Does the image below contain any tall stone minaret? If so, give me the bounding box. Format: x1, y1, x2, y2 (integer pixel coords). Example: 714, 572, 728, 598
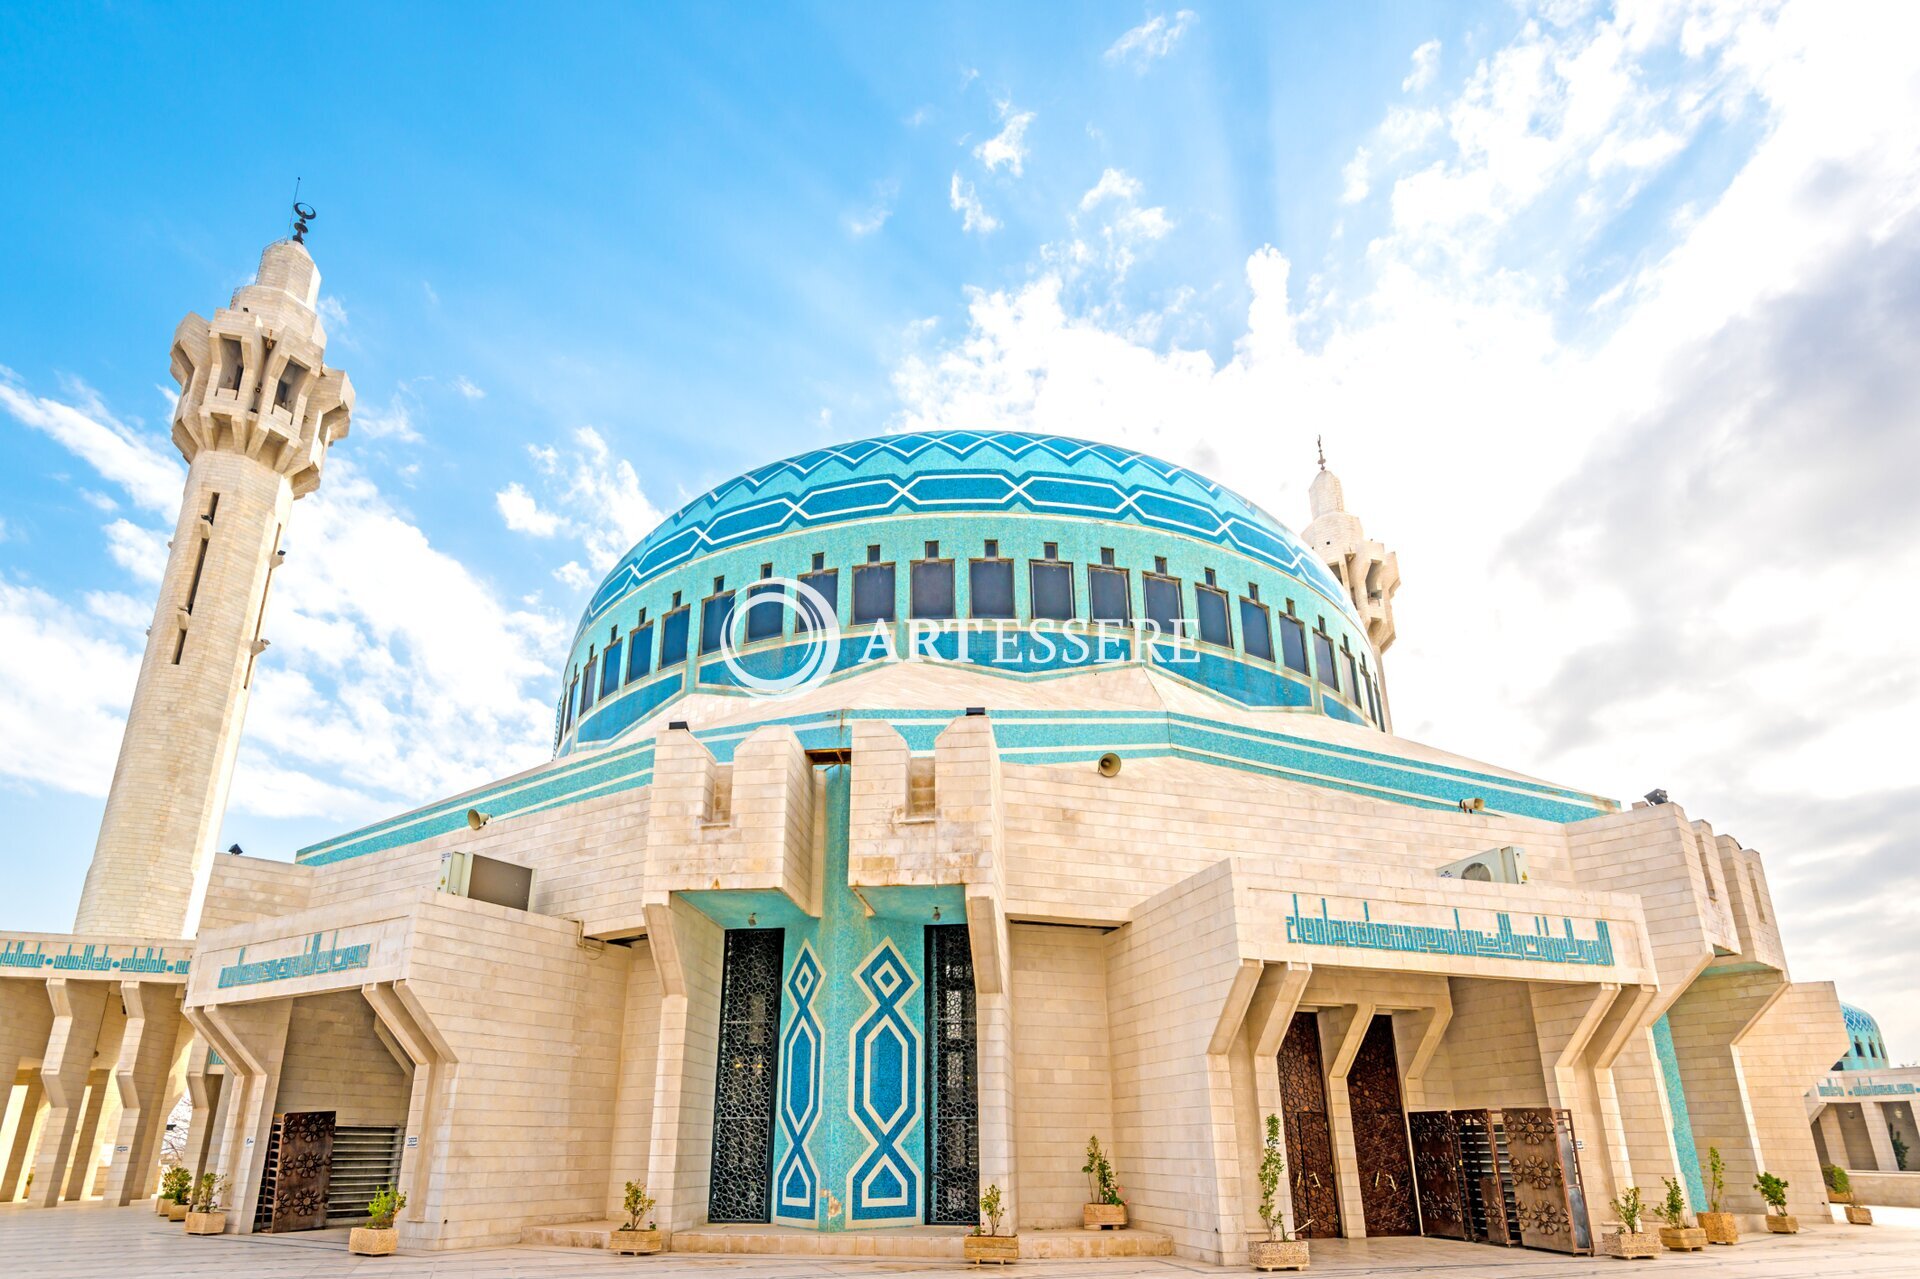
74, 226, 353, 937
1302, 438, 1400, 729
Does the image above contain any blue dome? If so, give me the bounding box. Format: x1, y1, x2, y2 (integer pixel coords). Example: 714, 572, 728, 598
1839, 1003, 1889, 1070
556, 429, 1384, 752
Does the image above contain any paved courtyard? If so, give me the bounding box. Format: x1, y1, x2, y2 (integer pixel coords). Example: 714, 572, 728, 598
3, 1205, 1918, 1278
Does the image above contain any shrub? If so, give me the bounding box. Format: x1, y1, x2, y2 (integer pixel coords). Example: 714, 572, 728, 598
622, 1180, 656, 1232
1657, 1177, 1689, 1229
367, 1184, 406, 1229
1822, 1163, 1851, 1197
1754, 1171, 1789, 1213
1706, 1146, 1725, 1214
978, 1183, 1005, 1237
1609, 1185, 1646, 1234
1893, 1130, 1910, 1172
160, 1165, 191, 1205
1082, 1135, 1123, 1206
189, 1172, 229, 1214
1255, 1114, 1302, 1242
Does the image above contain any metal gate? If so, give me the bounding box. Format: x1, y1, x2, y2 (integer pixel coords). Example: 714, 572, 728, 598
1347, 1015, 1419, 1236
708, 928, 785, 1223
1408, 1110, 1468, 1239
326, 1126, 404, 1224
1277, 1012, 1341, 1238
924, 923, 979, 1225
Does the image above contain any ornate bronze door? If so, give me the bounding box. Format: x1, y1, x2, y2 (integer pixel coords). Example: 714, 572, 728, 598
1277, 1012, 1340, 1239
270, 1109, 335, 1232
1347, 1015, 1419, 1236
1501, 1106, 1582, 1253
1408, 1110, 1467, 1239
1454, 1109, 1515, 1245
708, 928, 785, 1223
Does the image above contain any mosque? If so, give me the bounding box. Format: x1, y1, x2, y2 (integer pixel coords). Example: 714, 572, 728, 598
0, 230, 1852, 1260
1808, 1004, 1918, 1182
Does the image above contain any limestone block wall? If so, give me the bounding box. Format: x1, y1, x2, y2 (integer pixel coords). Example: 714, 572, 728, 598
1002, 756, 1574, 925
1433, 978, 1548, 1109
1717, 837, 1786, 972
1565, 804, 1719, 996
604, 939, 662, 1219
1729, 980, 1844, 1219
1008, 923, 1114, 1227
646, 727, 814, 913
848, 716, 1000, 889
0, 981, 53, 1075
642, 895, 725, 1234
1104, 863, 1251, 1262
403, 896, 631, 1247
273, 990, 412, 1128
198, 856, 314, 931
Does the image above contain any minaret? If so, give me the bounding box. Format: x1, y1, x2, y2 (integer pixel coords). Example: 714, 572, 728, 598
74, 217, 352, 936
1302, 438, 1400, 728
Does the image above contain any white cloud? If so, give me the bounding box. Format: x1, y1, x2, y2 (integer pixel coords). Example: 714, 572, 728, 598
495, 481, 563, 537
949, 173, 1001, 234
1341, 147, 1372, 204
1403, 39, 1441, 92
846, 179, 901, 237
0, 580, 143, 797
452, 376, 486, 400
973, 101, 1035, 176
1104, 10, 1196, 68
1080, 168, 1143, 211
83, 589, 150, 630
894, 0, 1920, 1054
0, 371, 183, 516
103, 519, 167, 585
354, 390, 421, 442
317, 295, 349, 331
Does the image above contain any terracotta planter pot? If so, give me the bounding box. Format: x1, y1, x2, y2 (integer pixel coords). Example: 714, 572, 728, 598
1844, 1205, 1873, 1226
1249, 1238, 1311, 1271
964, 1233, 1019, 1264
610, 1227, 663, 1255
1659, 1225, 1706, 1251
1764, 1213, 1798, 1234
164, 1200, 189, 1221
1608, 1230, 1660, 1259
1083, 1203, 1127, 1230
1697, 1211, 1739, 1245
349, 1226, 399, 1256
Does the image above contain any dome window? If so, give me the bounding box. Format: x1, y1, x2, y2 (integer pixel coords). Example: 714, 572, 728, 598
1088, 562, 1130, 625
626, 620, 654, 683
911, 549, 955, 621
853, 558, 897, 624
1312, 624, 1339, 691
700, 588, 737, 654
1143, 569, 1183, 638
580, 647, 599, 714
1194, 581, 1231, 648
1030, 557, 1075, 622
745, 579, 786, 642
1278, 612, 1308, 674
970, 554, 1015, 620
798, 563, 839, 631
600, 636, 624, 700
1240, 595, 1273, 662
659, 606, 691, 668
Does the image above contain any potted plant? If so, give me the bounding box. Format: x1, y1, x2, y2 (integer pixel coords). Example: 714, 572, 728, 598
184, 1173, 230, 1235
1606, 1185, 1659, 1259
1754, 1172, 1796, 1233
1696, 1147, 1738, 1245
350, 1184, 406, 1256
1655, 1177, 1704, 1252
610, 1180, 663, 1255
1081, 1136, 1127, 1229
1250, 1115, 1311, 1271
964, 1183, 1019, 1264
158, 1166, 190, 1218
1822, 1163, 1852, 1204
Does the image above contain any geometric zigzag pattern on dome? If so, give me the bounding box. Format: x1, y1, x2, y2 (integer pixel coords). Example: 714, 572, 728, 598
578, 429, 1355, 641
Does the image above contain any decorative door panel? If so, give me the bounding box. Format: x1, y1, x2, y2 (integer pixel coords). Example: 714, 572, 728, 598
1501, 1106, 1578, 1253
1277, 1012, 1341, 1239
270, 1109, 335, 1233
1453, 1109, 1514, 1245
1408, 1110, 1467, 1239
1347, 1015, 1419, 1236
709, 927, 785, 1223
924, 924, 979, 1226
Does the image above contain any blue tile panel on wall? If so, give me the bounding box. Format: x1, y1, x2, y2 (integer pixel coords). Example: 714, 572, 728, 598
774, 942, 823, 1224
1652, 1013, 1708, 1210
296, 708, 1617, 867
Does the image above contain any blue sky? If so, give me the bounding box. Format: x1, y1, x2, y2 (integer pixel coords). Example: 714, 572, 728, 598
5, 2, 1920, 1053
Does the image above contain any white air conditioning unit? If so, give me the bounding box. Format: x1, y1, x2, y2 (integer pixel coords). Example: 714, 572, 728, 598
1437, 846, 1528, 885
438, 850, 535, 911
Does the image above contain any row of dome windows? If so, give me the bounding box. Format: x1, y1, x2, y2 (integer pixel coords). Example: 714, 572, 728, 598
560, 538, 1383, 737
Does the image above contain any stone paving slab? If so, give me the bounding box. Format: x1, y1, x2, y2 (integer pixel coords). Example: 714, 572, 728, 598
3, 1203, 1918, 1278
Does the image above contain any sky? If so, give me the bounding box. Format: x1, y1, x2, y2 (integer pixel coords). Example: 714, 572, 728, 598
2, 2, 1917, 1057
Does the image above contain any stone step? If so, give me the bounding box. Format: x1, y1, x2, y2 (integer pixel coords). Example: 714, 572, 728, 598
521, 1220, 1175, 1259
